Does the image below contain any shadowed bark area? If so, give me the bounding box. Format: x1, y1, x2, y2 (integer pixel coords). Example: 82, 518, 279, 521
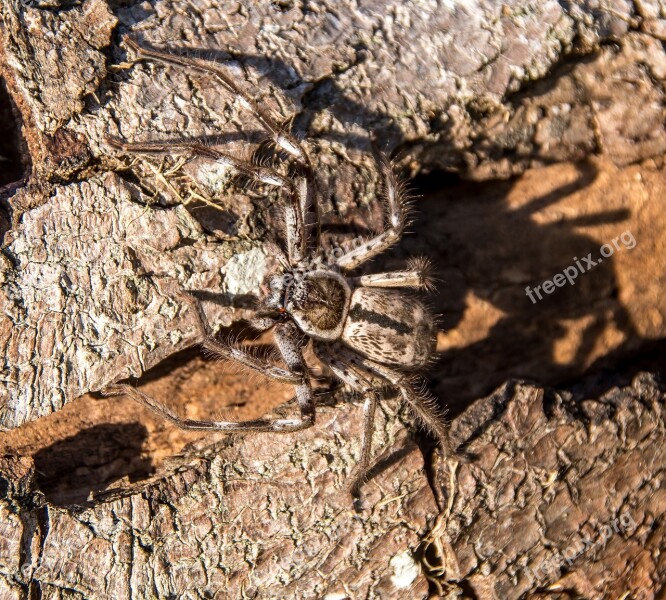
1, 0, 666, 598
3, 0, 666, 428
0, 376, 663, 598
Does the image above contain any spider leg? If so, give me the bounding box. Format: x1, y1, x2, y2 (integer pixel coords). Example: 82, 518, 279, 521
336, 156, 409, 271
313, 343, 380, 494
102, 384, 308, 432
319, 344, 452, 456
180, 292, 300, 384
364, 362, 451, 456
122, 36, 321, 253
106, 139, 306, 264
350, 257, 434, 291
274, 322, 316, 429
103, 323, 314, 433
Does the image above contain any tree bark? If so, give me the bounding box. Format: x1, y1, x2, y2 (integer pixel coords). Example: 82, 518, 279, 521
0, 375, 663, 598
1, 1, 665, 598
3, 0, 666, 427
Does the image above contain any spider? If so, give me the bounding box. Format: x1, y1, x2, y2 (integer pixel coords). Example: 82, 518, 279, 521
104, 36, 451, 493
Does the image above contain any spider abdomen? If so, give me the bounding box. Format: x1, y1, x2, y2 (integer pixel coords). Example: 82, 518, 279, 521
342, 288, 435, 368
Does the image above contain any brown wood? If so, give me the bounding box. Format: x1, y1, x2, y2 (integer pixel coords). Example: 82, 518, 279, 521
0, 376, 663, 598
1, 1, 665, 598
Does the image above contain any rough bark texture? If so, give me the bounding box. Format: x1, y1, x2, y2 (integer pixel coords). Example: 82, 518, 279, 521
3, 0, 666, 428
433, 373, 666, 600
0, 396, 440, 600
1, 1, 666, 598
1, 173, 263, 428
0, 375, 664, 599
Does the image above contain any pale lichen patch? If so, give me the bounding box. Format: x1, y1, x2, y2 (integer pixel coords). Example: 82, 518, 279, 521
389, 550, 421, 589
222, 246, 268, 296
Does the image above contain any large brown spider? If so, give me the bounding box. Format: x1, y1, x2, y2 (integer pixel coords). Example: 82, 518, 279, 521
105, 37, 450, 493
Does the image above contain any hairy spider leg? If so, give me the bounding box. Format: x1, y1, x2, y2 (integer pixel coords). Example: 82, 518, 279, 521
313, 343, 380, 495
179, 292, 298, 383
103, 322, 314, 433
350, 257, 435, 291
363, 360, 451, 455
123, 36, 321, 255
317, 343, 451, 456
336, 157, 411, 271
106, 138, 305, 264
274, 322, 316, 429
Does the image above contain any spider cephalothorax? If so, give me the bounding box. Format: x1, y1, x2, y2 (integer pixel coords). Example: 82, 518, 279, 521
105, 36, 451, 493
269, 269, 351, 340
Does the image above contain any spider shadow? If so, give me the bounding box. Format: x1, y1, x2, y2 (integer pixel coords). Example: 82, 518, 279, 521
33, 423, 153, 507
394, 158, 642, 417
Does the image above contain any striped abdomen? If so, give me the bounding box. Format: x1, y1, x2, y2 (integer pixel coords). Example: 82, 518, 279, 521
341, 288, 435, 368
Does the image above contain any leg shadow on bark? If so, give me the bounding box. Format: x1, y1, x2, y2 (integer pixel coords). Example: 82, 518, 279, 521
394, 158, 642, 417
33, 422, 153, 507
